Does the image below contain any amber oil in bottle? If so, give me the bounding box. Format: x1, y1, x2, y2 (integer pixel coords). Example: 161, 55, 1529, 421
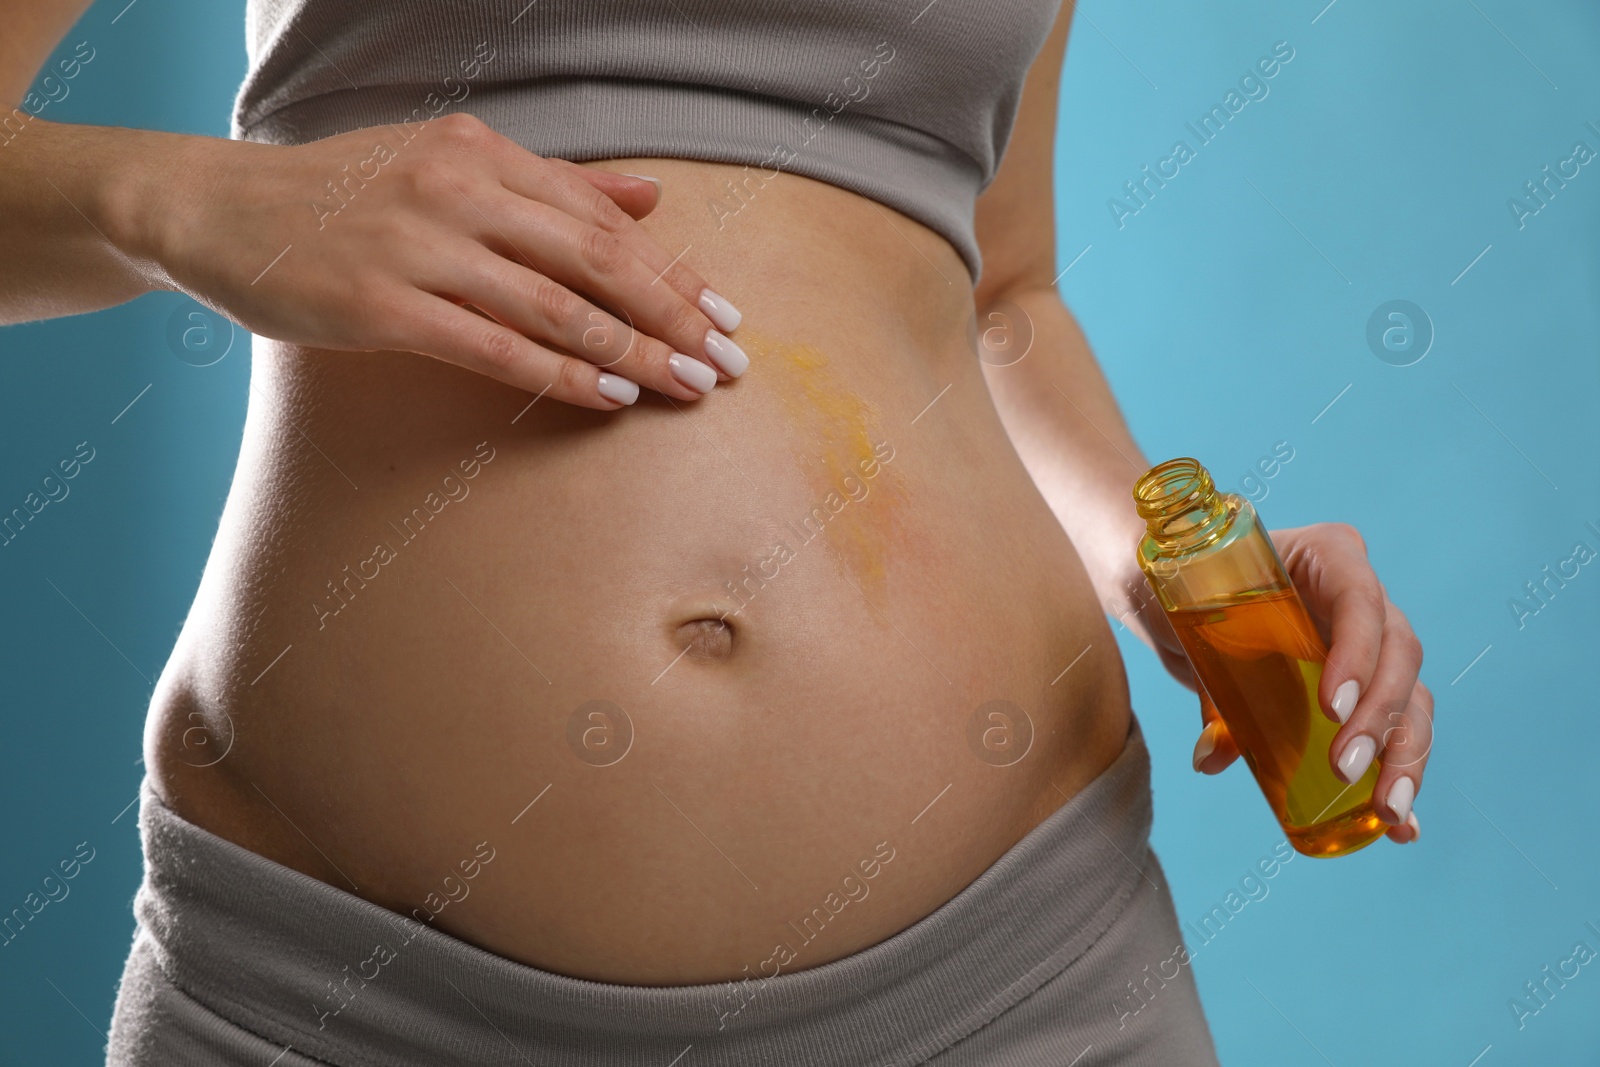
1132, 457, 1385, 857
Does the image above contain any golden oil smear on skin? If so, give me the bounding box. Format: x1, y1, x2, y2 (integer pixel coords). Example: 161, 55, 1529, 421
740, 329, 907, 595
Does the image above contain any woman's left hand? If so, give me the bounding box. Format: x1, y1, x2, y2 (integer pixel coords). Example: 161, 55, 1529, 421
1121, 521, 1431, 845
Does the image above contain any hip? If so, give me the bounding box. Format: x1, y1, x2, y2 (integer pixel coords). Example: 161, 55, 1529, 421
116, 714, 1215, 1067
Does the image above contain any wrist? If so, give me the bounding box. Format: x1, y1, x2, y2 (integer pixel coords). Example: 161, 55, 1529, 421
1097, 550, 1152, 625
1096, 501, 1168, 633
91, 126, 216, 291
1044, 470, 1151, 618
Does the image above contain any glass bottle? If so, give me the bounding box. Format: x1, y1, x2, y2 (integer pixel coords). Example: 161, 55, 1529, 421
1132, 457, 1385, 857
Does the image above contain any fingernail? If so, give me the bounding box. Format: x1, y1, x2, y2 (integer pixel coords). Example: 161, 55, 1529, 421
698, 289, 743, 333
1192, 723, 1216, 773
596, 374, 639, 406
1337, 735, 1375, 784
703, 330, 749, 377
1386, 775, 1415, 825
1405, 811, 1420, 841
668, 353, 717, 394
622, 173, 662, 195
1331, 679, 1359, 723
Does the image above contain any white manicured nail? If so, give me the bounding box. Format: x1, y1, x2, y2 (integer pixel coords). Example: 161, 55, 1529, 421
1331, 679, 1359, 723
1405, 811, 1420, 840
668, 353, 716, 394
621, 173, 662, 195
1192, 724, 1217, 773
1337, 735, 1375, 784
1387, 776, 1415, 824
704, 330, 748, 377
597, 374, 639, 406
698, 289, 742, 332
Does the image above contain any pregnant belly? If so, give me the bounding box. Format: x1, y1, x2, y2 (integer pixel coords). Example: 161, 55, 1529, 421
146, 158, 1132, 985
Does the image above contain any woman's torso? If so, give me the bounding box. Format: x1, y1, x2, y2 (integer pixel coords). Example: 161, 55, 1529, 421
144, 156, 1132, 985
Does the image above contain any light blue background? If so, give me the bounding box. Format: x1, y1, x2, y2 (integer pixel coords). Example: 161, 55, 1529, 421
0, 1, 1595, 1064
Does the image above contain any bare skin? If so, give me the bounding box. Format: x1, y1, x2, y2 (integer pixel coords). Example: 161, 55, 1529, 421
142, 152, 1135, 984
5, 0, 1429, 987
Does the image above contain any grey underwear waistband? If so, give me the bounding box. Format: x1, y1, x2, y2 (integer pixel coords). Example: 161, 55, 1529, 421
107, 712, 1219, 1066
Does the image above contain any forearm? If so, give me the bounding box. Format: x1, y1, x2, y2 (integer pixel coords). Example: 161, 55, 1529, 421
978, 286, 1152, 619
0, 118, 181, 323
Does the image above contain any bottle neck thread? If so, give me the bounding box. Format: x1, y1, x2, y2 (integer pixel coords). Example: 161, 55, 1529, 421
1133, 458, 1233, 551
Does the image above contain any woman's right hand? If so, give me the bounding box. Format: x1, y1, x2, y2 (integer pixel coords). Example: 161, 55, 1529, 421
116, 112, 745, 410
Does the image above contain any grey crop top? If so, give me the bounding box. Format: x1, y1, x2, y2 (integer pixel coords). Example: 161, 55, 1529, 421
233, 1, 1063, 283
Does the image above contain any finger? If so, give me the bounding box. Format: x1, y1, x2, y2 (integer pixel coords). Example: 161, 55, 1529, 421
569, 167, 662, 220
1385, 811, 1420, 845
416, 117, 741, 335
1329, 599, 1426, 823
1193, 687, 1240, 774
390, 291, 641, 411
480, 193, 740, 380
436, 244, 718, 402
1193, 720, 1240, 774
1371, 679, 1433, 825
499, 152, 744, 337
1296, 524, 1386, 726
